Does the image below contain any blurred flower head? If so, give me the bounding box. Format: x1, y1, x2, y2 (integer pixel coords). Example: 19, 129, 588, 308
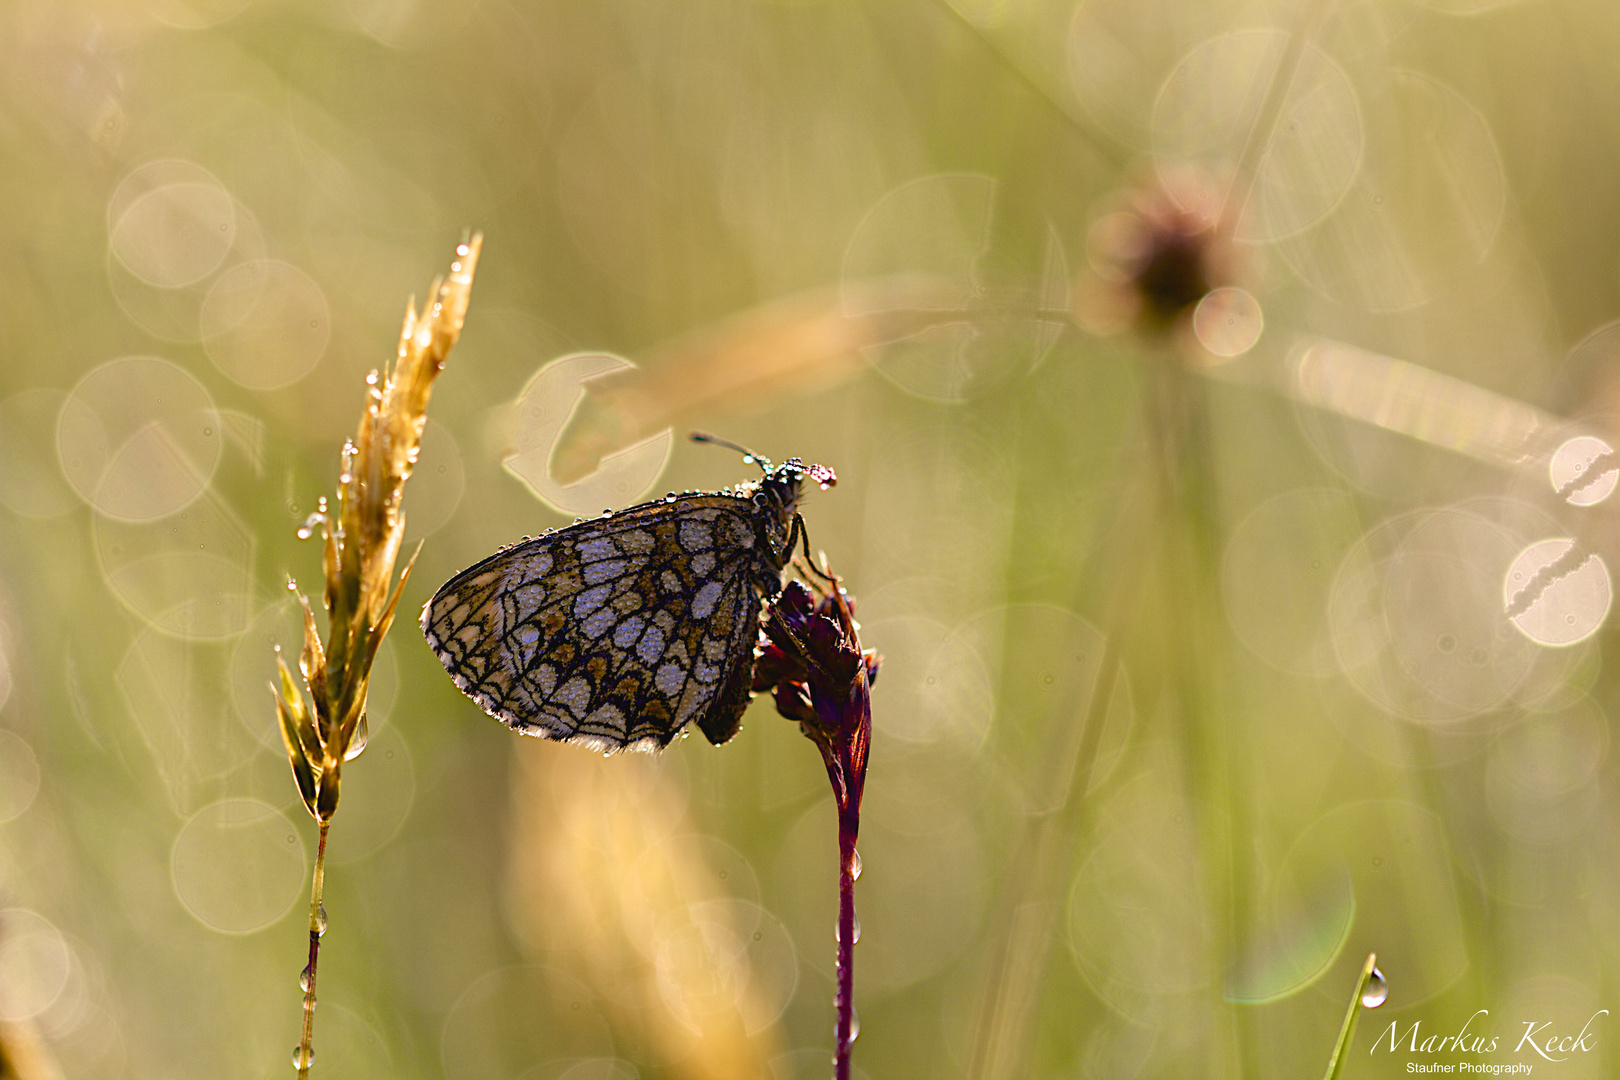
1074, 170, 1243, 342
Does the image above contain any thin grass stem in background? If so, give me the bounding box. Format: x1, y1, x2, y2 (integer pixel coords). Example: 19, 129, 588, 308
273, 235, 482, 1077
1322, 953, 1385, 1080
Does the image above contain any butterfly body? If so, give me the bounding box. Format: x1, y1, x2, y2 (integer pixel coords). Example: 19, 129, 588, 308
421, 457, 835, 753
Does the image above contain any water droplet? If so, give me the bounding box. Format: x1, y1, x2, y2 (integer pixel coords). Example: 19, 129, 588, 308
286, 579, 299, 592
1362, 967, 1388, 1008
852, 914, 861, 944
299, 964, 312, 992
316, 905, 328, 937
365, 371, 378, 386
338, 472, 352, 486
850, 849, 862, 881
292, 1045, 314, 1069
849, 1010, 860, 1043
296, 510, 326, 540
457, 243, 471, 257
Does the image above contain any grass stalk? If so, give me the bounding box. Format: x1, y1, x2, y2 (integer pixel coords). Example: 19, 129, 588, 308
293, 821, 329, 1078
274, 235, 480, 1075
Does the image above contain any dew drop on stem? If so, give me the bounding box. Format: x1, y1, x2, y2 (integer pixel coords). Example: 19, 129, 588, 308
299, 964, 312, 992
316, 904, 329, 937
1362, 966, 1388, 1008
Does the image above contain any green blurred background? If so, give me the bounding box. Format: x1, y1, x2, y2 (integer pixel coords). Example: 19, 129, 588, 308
2, 0, 1620, 1078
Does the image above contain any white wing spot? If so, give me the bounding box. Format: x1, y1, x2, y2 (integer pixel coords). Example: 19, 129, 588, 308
613, 615, 646, 650
583, 607, 616, 639
555, 676, 592, 718
637, 625, 666, 664
578, 537, 617, 561
692, 580, 724, 618
584, 703, 626, 734
505, 553, 551, 584
574, 584, 612, 617
679, 521, 714, 552
584, 558, 634, 585
514, 584, 546, 620
655, 662, 686, 696
617, 529, 654, 554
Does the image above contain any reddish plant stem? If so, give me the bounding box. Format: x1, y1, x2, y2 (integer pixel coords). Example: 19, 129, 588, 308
834, 812, 859, 1080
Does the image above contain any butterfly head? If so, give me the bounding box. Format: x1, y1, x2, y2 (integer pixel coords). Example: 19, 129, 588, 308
759, 458, 837, 512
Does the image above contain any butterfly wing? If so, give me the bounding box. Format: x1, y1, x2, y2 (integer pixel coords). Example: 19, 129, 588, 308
421, 495, 771, 752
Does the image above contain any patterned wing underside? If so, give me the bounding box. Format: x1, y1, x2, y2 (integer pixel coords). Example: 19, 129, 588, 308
421, 496, 768, 752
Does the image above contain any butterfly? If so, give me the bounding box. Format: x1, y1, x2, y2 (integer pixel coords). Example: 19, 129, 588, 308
420, 437, 837, 753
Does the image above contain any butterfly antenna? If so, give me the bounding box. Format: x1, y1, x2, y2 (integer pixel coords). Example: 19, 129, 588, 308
690, 431, 771, 473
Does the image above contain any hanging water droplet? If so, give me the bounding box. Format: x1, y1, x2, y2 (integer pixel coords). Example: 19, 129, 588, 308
850, 849, 862, 881
299, 964, 312, 992
291, 1045, 314, 1069
316, 905, 329, 937
851, 913, 861, 944
849, 1010, 860, 1043
296, 511, 325, 540
1362, 967, 1388, 1008
365, 370, 379, 386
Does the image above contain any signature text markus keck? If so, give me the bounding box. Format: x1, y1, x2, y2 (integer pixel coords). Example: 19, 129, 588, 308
1369, 1008, 1606, 1074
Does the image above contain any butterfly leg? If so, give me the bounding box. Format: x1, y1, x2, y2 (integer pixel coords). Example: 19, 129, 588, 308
789, 513, 838, 584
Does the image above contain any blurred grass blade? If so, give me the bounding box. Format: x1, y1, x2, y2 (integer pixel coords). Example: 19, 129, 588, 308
1290, 339, 1564, 470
